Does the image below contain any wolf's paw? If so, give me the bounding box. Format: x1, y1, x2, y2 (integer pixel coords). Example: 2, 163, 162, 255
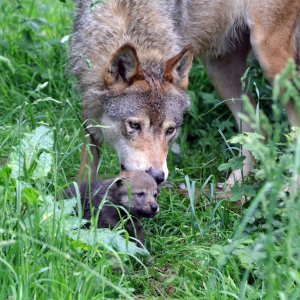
216, 168, 245, 192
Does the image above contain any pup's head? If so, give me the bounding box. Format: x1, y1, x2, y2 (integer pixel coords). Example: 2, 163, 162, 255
113, 171, 159, 218
86, 44, 193, 184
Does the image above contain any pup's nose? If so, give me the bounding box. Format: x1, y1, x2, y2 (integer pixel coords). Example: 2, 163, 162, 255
147, 168, 165, 184
150, 203, 158, 213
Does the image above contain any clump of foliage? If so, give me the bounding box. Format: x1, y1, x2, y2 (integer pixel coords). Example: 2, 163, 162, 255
204, 62, 300, 299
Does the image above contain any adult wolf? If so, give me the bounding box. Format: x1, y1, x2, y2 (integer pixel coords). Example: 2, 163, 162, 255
70, 0, 300, 185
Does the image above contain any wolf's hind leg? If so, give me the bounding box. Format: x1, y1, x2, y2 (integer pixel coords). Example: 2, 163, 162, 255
203, 39, 256, 187
249, 2, 300, 127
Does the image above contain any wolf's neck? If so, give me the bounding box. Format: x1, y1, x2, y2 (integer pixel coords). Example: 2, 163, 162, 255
95, 0, 182, 61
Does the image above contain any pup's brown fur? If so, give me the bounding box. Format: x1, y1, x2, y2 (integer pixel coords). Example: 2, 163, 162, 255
70, 0, 300, 185
65, 171, 159, 244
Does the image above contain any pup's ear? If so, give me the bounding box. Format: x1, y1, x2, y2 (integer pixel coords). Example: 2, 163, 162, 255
104, 43, 142, 90
115, 178, 124, 187
164, 45, 193, 90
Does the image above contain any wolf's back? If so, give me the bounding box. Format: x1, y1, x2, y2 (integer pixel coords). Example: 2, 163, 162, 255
70, 0, 183, 92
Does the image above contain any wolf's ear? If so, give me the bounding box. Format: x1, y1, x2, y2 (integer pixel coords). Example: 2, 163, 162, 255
164, 45, 193, 90
104, 43, 141, 90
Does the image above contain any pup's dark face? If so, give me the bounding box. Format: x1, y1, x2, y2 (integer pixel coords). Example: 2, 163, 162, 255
115, 171, 159, 218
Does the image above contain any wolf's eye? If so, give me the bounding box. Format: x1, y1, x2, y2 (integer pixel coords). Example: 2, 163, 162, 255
166, 127, 176, 135
136, 192, 145, 197
154, 193, 157, 198
129, 121, 141, 130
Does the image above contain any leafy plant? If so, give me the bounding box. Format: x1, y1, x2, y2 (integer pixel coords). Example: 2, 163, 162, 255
207, 61, 300, 299
9, 125, 53, 180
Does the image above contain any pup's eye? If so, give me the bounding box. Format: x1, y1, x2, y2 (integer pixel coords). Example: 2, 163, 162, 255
166, 127, 176, 135
154, 193, 157, 198
136, 192, 145, 197
129, 121, 141, 130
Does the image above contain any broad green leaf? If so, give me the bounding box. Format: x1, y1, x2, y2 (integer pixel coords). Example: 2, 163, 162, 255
229, 132, 265, 144
218, 156, 246, 172
68, 228, 150, 257
58, 198, 78, 215
230, 184, 257, 202
9, 126, 53, 179
21, 187, 40, 205
0, 166, 11, 185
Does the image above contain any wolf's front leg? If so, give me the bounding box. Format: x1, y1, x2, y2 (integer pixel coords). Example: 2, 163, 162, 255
203, 40, 256, 188
78, 136, 100, 183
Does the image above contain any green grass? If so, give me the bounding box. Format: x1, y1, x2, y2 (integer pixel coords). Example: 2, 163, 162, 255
1, 1, 300, 299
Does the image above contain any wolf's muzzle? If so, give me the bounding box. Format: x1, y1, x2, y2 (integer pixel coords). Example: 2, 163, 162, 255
147, 168, 165, 184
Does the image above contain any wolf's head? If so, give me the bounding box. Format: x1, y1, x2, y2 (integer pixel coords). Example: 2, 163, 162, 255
85, 44, 193, 183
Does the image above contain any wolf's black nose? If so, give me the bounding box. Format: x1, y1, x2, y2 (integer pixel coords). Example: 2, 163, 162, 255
150, 203, 158, 212
147, 168, 165, 184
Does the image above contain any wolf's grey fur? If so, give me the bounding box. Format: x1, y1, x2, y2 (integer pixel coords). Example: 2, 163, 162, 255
70, 0, 249, 88
70, 0, 300, 184
65, 171, 159, 244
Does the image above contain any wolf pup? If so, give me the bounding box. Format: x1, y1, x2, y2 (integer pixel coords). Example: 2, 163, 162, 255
70, 0, 300, 186
65, 171, 159, 245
